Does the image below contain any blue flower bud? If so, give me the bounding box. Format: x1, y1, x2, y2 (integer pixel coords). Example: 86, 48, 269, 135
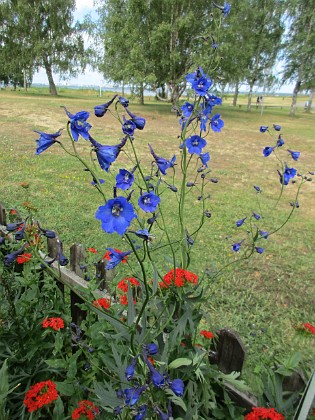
236, 217, 246, 227
169, 378, 184, 396
145, 343, 158, 355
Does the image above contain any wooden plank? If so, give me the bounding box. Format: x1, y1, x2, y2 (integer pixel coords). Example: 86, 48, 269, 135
0, 202, 7, 225
70, 244, 87, 325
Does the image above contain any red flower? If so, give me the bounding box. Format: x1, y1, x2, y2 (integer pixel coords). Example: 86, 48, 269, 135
42, 317, 64, 330
302, 322, 315, 335
87, 247, 98, 253
103, 248, 128, 263
119, 294, 128, 305
16, 253, 32, 264
9, 209, 17, 215
244, 407, 285, 420
23, 380, 58, 412
117, 277, 140, 292
93, 297, 111, 309
295, 322, 315, 335
72, 400, 99, 420
200, 330, 214, 339
159, 268, 198, 289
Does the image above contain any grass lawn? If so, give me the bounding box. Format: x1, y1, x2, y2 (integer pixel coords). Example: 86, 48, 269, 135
1, 87, 314, 389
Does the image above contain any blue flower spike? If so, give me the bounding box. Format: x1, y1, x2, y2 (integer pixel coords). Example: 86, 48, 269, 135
236, 217, 246, 227
232, 239, 245, 252
287, 149, 300, 161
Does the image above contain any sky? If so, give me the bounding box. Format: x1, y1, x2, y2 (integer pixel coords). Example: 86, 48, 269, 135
32, 0, 295, 94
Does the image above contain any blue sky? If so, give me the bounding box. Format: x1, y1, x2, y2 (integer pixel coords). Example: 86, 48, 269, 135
32, 0, 295, 94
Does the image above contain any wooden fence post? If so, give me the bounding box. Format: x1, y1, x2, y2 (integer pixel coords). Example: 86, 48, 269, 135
0, 202, 6, 226
70, 244, 87, 326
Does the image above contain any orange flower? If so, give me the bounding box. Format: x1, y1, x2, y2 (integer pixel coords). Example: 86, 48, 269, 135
72, 400, 99, 420
42, 317, 64, 330
93, 297, 111, 309
16, 253, 32, 264
24, 380, 58, 412
200, 330, 214, 339
244, 407, 285, 419
87, 247, 98, 253
117, 277, 140, 292
159, 268, 198, 289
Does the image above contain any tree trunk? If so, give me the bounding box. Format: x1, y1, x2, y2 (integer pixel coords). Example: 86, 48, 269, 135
170, 82, 180, 105
23, 69, 27, 91
122, 80, 125, 97
247, 81, 255, 111
139, 82, 144, 105
43, 58, 57, 96
233, 82, 239, 106
305, 88, 313, 113
290, 80, 301, 116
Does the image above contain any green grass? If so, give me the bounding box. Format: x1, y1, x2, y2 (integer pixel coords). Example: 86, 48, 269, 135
1, 88, 314, 388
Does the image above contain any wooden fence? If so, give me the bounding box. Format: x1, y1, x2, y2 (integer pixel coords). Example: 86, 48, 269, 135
0, 202, 312, 416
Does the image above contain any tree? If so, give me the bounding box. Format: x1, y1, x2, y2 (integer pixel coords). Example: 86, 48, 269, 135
95, 0, 225, 104
281, 0, 315, 116
0, 0, 86, 95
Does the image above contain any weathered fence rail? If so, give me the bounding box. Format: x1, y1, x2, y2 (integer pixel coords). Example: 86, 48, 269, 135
0, 201, 311, 414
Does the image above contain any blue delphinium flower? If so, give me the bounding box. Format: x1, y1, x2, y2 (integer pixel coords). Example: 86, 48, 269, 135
104, 248, 133, 270
96, 196, 137, 235
126, 108, 146, 130
148, 144, 176, 175
213, 1, 231, 17
122, 116, 137, 136
210, 114, 224, 132
119, 96, 129, 107
255, 247, 264, 254
0, 237, 5, 245
185, 135, 207, 154
259, 230, 269, 239
204, 93, 222, 107
124, 386, 147, 406
290, 201, 300, 208
277, 135, 284, 147
278, 165, 297, 185
6, 222, 23, 232
125, 356, 138, 381
4, 244, 27, 267
34, 129, 62, 155
232, 239, 244, 252
94, 95, 117, 117
89, 135, 127, 172
236, 217, 246, 227
287, 149, 300, 161
263, 146, 275, 157
186, 67, 212, 96
57, 240, 69, 266
116, 169, 135, 190
260, 126, 268, 133
145, 360, 165, 388
129, 229, 154, 241
181, 102, 194, 118
273, 124, 281, 131
200, 114, 209, 132
156, 401, 172, 420
63, 108, 91, 141
138, 192, 160, 213
168, 378, 184, 396
134, 405, 147, 420
200, 152, 210, 167
145, 343, 158, 355
253, 185, 262, 193
91, 178, 105, 186
252, 212, 261, 220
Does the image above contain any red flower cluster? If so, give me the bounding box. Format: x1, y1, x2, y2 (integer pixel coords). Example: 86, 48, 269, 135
16, 253, 32, 264
200, 330, 214, 339
93, 297, 111, 309
103, 248, 128, 263
295, 322, 315, 335
42, 317, 65, 330
244, 407, 285, 420
119, 294, 136, 306
117, 277, 140, 292
159, 268, 198, 288
72, 400, 99, 420
23, 380, 58, 412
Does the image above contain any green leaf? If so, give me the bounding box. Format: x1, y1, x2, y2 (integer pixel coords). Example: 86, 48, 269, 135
168, 358, 192, 369
45, 359, 67, 369
52, 396, 64, 417
55, 381, 76, 397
